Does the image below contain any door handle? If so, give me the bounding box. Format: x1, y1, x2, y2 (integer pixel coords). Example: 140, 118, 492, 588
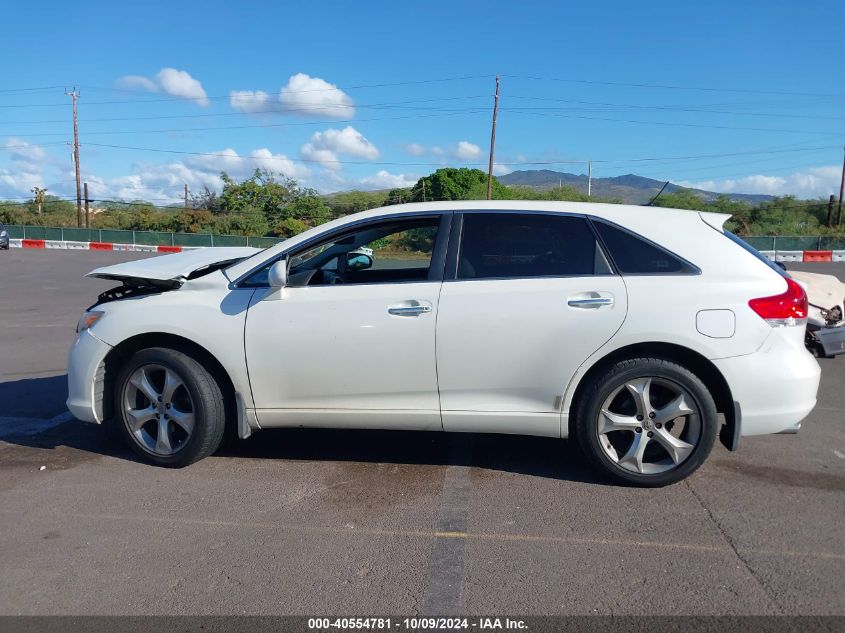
388, 304, 432, 316
567, 296, 614, 308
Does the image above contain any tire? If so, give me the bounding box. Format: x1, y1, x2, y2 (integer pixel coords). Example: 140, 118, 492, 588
575, 357, 718, 487
114, 347, 226, 467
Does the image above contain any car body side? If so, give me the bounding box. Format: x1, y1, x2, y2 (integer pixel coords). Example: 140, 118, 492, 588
67, 201, 820, 443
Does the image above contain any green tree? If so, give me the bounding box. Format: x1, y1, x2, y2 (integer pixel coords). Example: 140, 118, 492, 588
219, 169, 297, 225
327, 190, 388, 215
286, 195, 333, 226
384, 187, 411, 206
408, 168, 508, 202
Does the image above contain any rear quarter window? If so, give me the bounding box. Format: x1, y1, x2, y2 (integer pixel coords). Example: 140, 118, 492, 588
592, 219, 697, 275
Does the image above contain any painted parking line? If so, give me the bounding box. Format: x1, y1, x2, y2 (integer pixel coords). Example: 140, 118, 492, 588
2, 507, 842, 563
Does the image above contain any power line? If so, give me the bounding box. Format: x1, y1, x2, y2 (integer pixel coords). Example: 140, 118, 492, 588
501, 74, 845, 98
76, 141, 841, 168
7, 105, 837, 139
0, 75, 494, 108
0, 94, 491, 125
504, 95, 845, 121
0, 85, 67, 94
4, 108, 490, 138
504, 109, 841, 136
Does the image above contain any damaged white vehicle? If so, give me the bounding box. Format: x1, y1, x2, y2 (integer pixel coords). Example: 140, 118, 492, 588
67, 202, 821, 486
789, 270, 845, 358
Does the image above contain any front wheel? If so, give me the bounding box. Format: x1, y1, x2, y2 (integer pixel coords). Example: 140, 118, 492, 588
114, 347, 226, 467
575, 357, 718, 487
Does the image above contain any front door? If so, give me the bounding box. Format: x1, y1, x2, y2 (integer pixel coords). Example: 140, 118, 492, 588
244, 214, 449, 431
436, 212, 628, 436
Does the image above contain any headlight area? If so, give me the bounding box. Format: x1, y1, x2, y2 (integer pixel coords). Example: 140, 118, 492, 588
76, 310, 104, 333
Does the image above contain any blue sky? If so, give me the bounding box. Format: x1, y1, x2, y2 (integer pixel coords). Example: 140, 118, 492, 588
1, 0, 842, 204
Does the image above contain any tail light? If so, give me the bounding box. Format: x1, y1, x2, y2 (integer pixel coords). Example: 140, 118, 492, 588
748, 277, 808, 327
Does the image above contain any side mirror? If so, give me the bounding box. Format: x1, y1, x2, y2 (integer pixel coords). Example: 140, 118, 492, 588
346, 252, 373, 271
268, 260, 288, 288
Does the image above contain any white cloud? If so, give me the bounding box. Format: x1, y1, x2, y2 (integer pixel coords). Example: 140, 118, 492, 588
0, 138, 49, 196
431, 146, 444, 156
0, 170, 42, 195
279, 73, 354, 118
184, 148, 244, 172
300, 126, 379, 170
229, 90, 272, 113
493, 163, 510, 176
4, 137, 47, 166
115, 68, 208, 106
404, 143, 426, 156
454, 141, 482, 160
300, 144, 341, 170
116, 75, 159, 92
247, 148, 309, 179
311, 127, 379, 159
0, 137, 317, 202
678, 165, 840, 199
360, 170, 418, 190
155, 68, 209, 106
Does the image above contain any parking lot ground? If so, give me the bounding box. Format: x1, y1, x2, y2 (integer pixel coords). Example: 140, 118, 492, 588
0, 248, 843, 615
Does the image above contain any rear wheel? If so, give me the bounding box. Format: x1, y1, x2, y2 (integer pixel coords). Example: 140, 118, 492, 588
575, 357, 718, 487
114, 347, 226, 467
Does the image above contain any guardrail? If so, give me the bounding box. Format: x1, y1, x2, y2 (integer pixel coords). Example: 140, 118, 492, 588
4, 225, 283, 249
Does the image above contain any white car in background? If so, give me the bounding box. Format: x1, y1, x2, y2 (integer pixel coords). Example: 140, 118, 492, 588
67, 201, 821, 486
789, 270, 845, 357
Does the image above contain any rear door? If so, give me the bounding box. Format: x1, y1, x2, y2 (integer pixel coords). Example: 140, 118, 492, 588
435, 212, 627, 436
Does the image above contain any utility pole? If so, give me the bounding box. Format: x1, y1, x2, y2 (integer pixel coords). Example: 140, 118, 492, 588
84, 182, 90, 229
184, 183, 189, 212
838, 145, 845, 226
66, 87, 82, 227
827, 194, 835, 228
486, 75, 500, 200
587, 160, 593, 197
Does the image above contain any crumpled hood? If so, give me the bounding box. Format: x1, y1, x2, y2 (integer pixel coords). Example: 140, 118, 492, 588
87, 247, 259, 284
790, 270, 845, 312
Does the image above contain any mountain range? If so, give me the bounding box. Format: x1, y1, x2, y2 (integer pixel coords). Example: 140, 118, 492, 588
498, 170, 773, 205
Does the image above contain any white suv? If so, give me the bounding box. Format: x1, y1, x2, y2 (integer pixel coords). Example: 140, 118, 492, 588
67, 201, 820, 486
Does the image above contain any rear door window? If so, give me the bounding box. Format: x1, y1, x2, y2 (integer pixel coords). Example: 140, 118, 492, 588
457, 213, 611, 279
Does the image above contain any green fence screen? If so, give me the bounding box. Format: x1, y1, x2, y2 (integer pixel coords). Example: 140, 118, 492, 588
7, 225, 838, 253
6, 225, 284, 249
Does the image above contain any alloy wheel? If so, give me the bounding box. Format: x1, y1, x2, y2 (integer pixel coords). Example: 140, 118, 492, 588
122, 363, 195, 456
596, 376, 701, 475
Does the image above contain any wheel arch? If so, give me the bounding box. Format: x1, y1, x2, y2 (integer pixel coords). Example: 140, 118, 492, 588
99, 332, 240, 435
565, 341, 738, 450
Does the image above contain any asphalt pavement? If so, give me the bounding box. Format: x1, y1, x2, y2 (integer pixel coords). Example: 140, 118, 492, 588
0, 248, 842, 615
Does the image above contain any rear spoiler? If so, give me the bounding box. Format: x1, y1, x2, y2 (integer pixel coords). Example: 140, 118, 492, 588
699, 211, 731, 232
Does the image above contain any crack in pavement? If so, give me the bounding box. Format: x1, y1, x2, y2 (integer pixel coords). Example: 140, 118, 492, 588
685, 478, 785, 615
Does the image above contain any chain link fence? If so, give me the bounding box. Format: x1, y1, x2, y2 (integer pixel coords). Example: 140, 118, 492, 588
5, 225, 283, 249
743, 236, 845, 251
